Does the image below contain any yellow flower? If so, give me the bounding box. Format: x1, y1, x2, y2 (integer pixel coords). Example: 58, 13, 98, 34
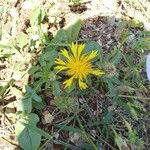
55, 43, 104, 89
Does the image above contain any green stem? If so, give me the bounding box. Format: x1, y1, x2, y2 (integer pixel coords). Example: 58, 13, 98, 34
76, 115, 98, 150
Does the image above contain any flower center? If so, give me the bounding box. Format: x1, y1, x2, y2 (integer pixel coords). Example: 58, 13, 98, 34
70, 59, 91, 77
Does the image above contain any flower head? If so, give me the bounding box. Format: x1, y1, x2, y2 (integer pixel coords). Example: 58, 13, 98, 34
55, 43, 104, 89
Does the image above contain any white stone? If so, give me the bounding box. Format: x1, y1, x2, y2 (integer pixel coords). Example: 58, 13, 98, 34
146, 54, 150, 81
21, 1, 34, 10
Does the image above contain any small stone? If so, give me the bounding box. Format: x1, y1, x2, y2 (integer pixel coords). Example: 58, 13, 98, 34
21, 1, 34, 10
127, 34, 135, 43
12, 71, 22, 81
42, 110, 54, 124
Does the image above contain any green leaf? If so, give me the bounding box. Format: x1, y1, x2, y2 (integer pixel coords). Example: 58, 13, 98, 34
49, 72, 56, 81
117, 100, 138, 120
17, 98, 32, 114
0, 44, 16, 58
16, 32, 28, 49
64, 18, 82, 43
30, 7, 45, 26
85, 41, 103, 53
24, 122, 52, 139
52, 96, 78, 113
113, 130, 127, 150
28, 66, 39, 75
127, 130, 138, 144
111, 51, 122, 65
17, 86, 42, 113
107, 80, 118, 101
84, 41, 103, 61
102, 112, 113, 125
39, 49, 57, 67
26, 86, 42, 102
50, 29, 68, 44
52, 81, 61, 96
132, 37, 150, 52
79, 143, 93, 150
126, 102, 138, 120
33, 100, 46, 110
119, 30, 128, 44
0, 85, 9, 99
0, 44, 11, 49
15, 113, 41, 150
122, 117, 132, 132
33, 93, 42, 102
128, 19, 144, 29
47, 18, 81, 54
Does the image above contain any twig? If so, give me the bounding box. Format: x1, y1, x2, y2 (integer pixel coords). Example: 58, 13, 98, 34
105, 94, 150, 102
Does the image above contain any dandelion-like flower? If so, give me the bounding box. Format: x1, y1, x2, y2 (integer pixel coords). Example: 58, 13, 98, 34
55, 43, 104, 89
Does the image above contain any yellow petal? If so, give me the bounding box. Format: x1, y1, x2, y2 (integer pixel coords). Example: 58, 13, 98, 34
70, 42, 78, 58
78, 43, 85, 57
55, 65, 68, 71
88, 50, 98, 60
63, 77, 74, 88
61, 49, 70, 60
55, 58, 66, 66
90, 69, 105, 76
78, 79, 88, 89
80, 54, 88, 62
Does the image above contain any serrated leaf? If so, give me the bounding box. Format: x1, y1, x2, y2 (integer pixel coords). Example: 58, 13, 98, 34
39, 50, 57, 67
107, 80, 118, 101
52, 96, 78, 113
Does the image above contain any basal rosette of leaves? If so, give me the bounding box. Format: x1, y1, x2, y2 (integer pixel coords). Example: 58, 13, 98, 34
15, 18, 83, 150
